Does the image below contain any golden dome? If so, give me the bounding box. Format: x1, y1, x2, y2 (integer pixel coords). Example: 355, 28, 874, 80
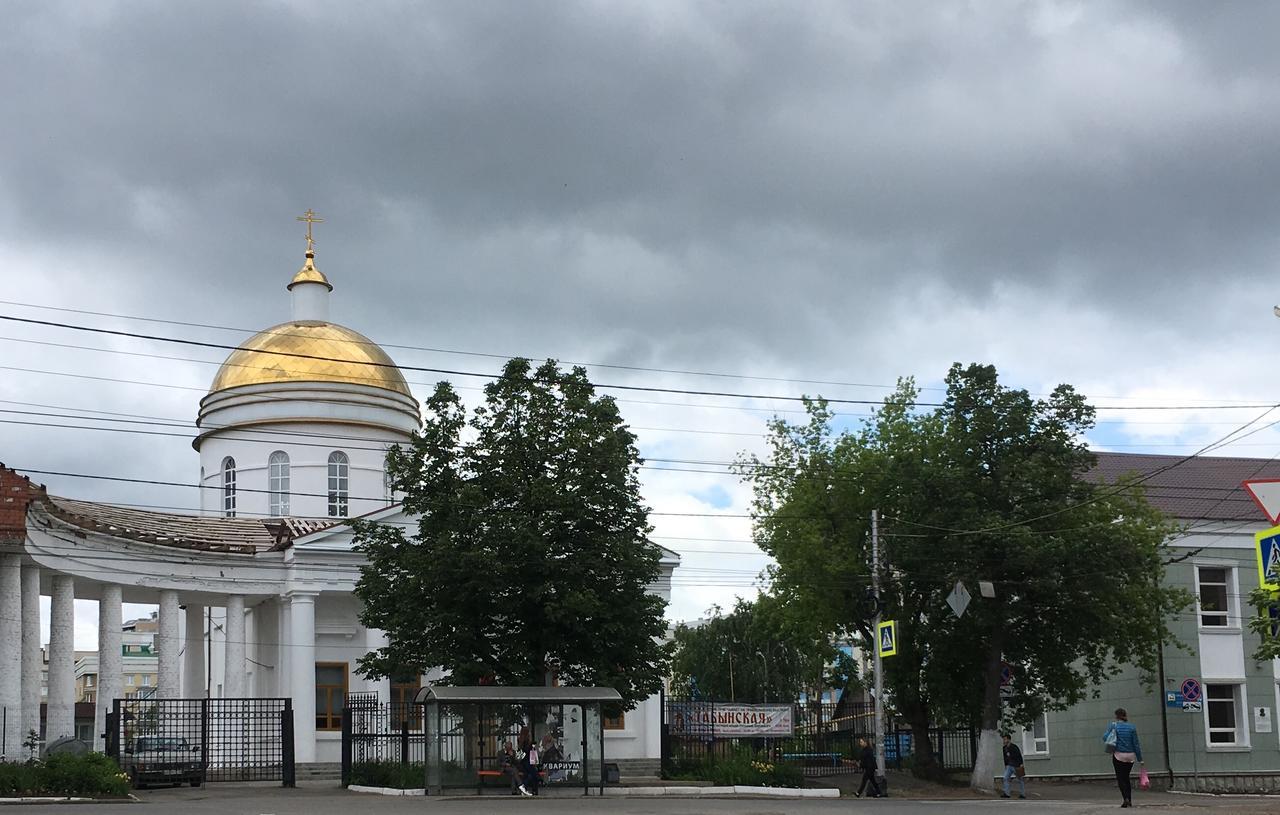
209, 321, 413, 397
287, 253, 333, 291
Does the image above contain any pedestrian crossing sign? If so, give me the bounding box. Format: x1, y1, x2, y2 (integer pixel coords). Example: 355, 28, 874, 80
878, 620, 898, 658
1257, 526, 1280, 593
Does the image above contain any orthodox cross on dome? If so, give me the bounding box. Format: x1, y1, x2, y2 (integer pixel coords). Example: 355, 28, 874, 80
296, 209, 324, 254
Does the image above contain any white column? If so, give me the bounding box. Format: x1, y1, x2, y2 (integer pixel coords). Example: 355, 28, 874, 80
0, 554, 22, 760
95, 585, 122, 752
20, 567, 41, 752
183, 604, 205, 698
157, 590, 180, 699
252, 600, 279, 697
244, 606, 257, 695
364, 627, 391, 701
288, 592, 316, 763
224, 595, 246, 698
46, 575, 75, 742
279, 600, 292, 699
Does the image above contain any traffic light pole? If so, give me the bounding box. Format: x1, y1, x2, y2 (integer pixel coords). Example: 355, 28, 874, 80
872, 509, 885, 783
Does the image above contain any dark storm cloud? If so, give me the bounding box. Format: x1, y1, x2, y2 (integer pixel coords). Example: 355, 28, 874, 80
2, 0, 1279, 376
6, 1, 1280, 623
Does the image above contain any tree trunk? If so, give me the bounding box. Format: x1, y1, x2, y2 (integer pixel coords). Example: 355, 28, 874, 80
968, 641, 1004, 791
905, 703, 946, 781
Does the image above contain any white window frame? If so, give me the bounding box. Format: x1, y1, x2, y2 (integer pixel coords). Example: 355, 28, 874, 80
1194, 563, 1238, 630
1022, 711, 1049, 756
327, 451, 349, 518
222, 456, 237, 518
268, 451, 290, 517
1203, 681, 1250, 749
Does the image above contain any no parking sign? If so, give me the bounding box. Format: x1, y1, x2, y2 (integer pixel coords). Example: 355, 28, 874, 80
1181, 678, 1202, 712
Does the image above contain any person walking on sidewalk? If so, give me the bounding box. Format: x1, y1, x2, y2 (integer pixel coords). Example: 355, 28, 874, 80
1103, 708, 1143, 808
1000, 733, 1026, 799
854, 737, 882, 799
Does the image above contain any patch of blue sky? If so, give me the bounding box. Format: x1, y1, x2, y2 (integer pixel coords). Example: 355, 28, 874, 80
691, 483, 733, 509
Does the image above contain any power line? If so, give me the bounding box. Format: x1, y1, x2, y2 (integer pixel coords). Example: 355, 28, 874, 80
6, 297, 1276, 407
0, 361, 871, 419
5, 312, 1279, 412
12, 411, 1280, 498
0, 313, 923, 408
4, 356, 1269, 430
0, 298, 930, 394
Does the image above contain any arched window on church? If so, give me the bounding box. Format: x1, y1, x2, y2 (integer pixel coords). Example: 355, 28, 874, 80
327, 451, 349, 518
221, 456, 237, 518
268, 451, 290, 517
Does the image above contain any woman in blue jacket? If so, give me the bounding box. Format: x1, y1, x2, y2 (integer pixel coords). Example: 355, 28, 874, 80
1103, 708, 1143, 807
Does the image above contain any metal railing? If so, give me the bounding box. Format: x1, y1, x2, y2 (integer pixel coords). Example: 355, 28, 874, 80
105, 697, 294, 786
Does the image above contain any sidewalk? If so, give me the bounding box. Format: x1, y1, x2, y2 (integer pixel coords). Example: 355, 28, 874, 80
808, 771, 1279, 804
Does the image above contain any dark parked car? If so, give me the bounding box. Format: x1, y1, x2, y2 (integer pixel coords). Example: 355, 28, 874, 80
122, 736, 205, 788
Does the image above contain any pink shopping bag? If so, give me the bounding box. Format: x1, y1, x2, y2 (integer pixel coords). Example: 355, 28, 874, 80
1138, 767, 1150, 790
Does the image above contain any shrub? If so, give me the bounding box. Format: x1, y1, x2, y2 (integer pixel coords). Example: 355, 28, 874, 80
0, 753, 129, 798
0, 762, 40, 797
664, 747, 803, 788
349, 761, 425, 790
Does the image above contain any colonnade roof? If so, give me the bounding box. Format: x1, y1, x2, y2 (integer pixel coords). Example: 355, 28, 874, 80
39, 494, 336, 553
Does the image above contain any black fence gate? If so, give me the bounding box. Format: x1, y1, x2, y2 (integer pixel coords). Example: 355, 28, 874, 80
341, 692, 426, 785
105, 697, 295, 786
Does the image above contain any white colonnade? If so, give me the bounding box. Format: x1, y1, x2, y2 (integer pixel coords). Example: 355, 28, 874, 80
0, 571, 268, 754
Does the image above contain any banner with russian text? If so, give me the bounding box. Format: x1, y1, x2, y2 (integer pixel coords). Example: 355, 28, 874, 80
668, 702, 794, 737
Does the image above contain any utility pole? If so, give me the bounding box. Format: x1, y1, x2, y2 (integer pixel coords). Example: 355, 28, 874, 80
872, 509, 886, 784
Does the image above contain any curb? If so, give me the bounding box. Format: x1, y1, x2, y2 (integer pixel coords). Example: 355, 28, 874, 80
346, 785, 425, 796
1168, 790, 1280, 799
606, 785, 839, 798
345, 784, 838, 799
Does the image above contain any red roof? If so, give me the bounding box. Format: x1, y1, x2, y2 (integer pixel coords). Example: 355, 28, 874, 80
1091, 451, 1280, 523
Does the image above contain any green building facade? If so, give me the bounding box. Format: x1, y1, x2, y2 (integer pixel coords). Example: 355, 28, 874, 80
1012, 453, 1280, 793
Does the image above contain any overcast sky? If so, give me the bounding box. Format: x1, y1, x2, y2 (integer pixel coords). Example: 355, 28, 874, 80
4, 0, 1280, 647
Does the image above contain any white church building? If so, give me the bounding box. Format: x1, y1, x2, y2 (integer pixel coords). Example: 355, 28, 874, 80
0, 233, 677, 768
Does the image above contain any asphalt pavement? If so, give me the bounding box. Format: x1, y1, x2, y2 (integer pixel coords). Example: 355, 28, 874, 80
1, 781, 1276, 815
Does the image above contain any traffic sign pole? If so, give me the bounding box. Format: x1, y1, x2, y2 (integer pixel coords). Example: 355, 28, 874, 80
1182, 678, 1202, 793
871, 509, 885, 786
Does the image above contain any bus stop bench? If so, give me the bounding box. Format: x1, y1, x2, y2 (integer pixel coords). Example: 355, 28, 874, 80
477, 768, 546, 783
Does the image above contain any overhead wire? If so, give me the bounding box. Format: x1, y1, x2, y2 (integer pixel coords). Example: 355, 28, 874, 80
5, 297, 1277, 406
4, 312, 1279, 412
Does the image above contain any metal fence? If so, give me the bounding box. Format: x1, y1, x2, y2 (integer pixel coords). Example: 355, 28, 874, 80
343, 694, 427, 777
106, 697, 294, 785
882, 725, 977, 772
661, 697, 975, 778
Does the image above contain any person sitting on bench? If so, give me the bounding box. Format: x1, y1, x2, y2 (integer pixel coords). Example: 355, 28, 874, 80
499, 740, 522, 795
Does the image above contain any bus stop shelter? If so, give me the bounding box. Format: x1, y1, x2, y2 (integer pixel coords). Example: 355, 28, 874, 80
413, 685, 621, 796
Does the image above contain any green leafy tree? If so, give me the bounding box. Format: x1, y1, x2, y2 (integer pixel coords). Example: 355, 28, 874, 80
740, 363, 1185, 785
1247, 587, 1280, 660
352, 358, 670, 709
670, 596, 852, 703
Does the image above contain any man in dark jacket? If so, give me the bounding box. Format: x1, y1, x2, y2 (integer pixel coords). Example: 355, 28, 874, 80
1001, 733, 1026, 799
855, 737, 882, 798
